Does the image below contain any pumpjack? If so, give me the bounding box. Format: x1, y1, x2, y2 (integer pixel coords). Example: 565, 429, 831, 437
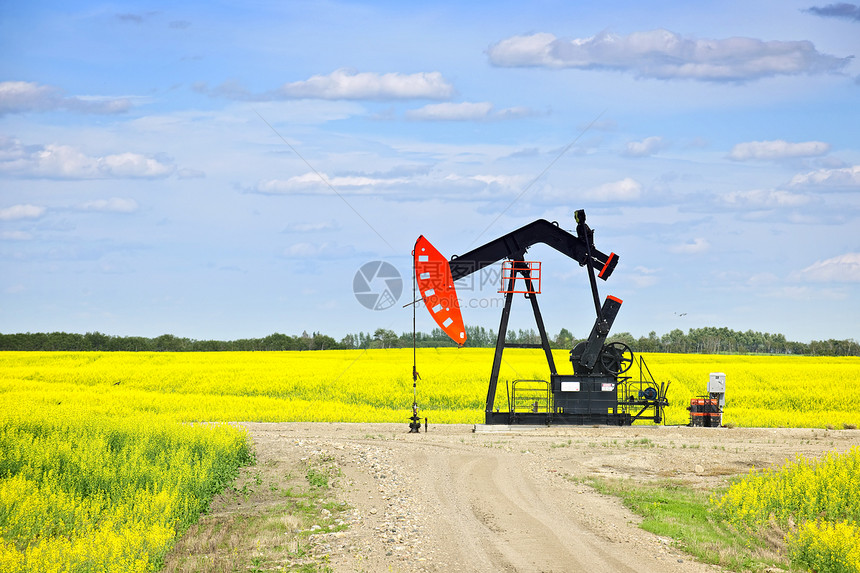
414, 209, 668, 425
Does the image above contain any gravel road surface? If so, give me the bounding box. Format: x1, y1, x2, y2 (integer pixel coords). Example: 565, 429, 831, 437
236, 422, 858, 573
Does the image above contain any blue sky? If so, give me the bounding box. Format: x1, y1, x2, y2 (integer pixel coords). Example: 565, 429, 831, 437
1, 0, 859, 343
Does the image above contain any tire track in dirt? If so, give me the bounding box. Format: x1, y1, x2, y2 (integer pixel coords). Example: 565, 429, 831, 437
410, 446, 671, 572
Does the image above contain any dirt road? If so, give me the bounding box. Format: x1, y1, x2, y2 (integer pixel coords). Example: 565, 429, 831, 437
202, 423, 859, 573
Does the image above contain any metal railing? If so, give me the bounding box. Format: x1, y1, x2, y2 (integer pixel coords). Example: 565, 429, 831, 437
510, 379, 552, 414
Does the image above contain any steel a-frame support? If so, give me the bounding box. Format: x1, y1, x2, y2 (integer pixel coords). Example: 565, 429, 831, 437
485, 257, 557, 423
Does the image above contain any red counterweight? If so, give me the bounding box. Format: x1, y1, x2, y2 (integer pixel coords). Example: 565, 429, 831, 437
414, 235, 467, 345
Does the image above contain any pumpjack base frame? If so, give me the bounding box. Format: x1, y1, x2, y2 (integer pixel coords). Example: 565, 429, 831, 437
486, 411, 633, 426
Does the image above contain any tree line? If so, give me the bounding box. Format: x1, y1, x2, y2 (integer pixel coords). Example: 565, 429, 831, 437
362, 325, 858, 356
0, 331, 339, 352
0, 326, 857, 356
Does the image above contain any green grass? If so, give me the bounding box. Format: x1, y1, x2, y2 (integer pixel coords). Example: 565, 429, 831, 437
161, 449, 347, 573
306, 467, 330, 489
582, 477, 796, 573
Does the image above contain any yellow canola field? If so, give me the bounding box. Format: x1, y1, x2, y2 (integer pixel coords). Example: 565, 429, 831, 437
643, 352, 860, 428
0, 407, 250, 573
1, 349, 858, 427
714, 446, 860, 573
1, 349, 858, 572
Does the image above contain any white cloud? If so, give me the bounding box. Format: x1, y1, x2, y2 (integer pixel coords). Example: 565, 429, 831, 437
99, 153, 173, 178
487, 32, 559, 67
747, 272, 780, 287
536, 177, 642, 205
199, 70, 455, 101
281, 242, 354, 259
718, 188, 815, 208
495, 106, 537, 119
254, 172, 408, 194
284, 242, 329, 257
276, 69, 454, 100
177, 168, 206, 179
630, 266, 659, 287
0, 204, 46, 220
800, 253, 860, 282
729, 140, 830, 161
624, 136, 666, 157
443, 173, 527, 195
405, 102, 536, 121
283, 220, 338, 232
254, 167, 523, 199
0, 137, 175, 179
78, 198, 139, 213
585, 178, 642, 201
789, 165, 860, 188
487, 30, 850, 81
470, 174, 520, 187
0, 81, 132, 115
670, 238, 710, 254
407, 102, 493, 121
